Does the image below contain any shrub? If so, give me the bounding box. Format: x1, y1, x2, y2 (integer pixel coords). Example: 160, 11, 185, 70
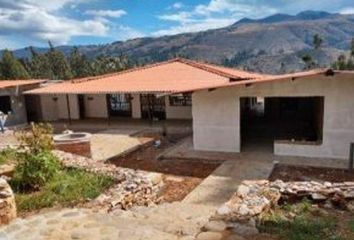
11, 150, 60, 191
16, 123, 54, 154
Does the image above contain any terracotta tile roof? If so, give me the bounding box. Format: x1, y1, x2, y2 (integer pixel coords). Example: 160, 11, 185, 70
25, 58, 349, 96
25, 58, 267, 95
175, 69, 354, 93
0, 80, 45, 90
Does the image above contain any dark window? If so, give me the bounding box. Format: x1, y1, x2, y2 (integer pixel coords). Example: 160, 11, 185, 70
0, 96, 11, 114
169, 94, 192, 106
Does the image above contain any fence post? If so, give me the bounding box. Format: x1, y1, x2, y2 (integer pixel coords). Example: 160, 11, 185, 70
349, 143, 354, 172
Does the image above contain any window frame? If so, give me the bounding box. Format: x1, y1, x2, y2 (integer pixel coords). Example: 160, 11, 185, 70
169, 94, 192, 107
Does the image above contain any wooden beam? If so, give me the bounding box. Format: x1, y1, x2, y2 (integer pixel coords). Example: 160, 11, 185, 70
106, 94, 111, 126
349, 143, 354, 172
66, 94, 72, 125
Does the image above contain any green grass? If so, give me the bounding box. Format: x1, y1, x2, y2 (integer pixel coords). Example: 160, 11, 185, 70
260, 214, 342, 240
0, 148, 17, 165
13, 168, 114, 212
259, 200, 346, 240
349, 218, 354, 233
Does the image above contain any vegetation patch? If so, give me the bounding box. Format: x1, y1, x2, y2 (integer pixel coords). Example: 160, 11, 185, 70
6, 123, 114, 214
0, 148, 17, 165
13, 168, 113, 212
258, 199, 352, 240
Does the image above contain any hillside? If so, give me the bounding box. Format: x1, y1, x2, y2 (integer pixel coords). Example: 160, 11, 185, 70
6, 11, 354, 74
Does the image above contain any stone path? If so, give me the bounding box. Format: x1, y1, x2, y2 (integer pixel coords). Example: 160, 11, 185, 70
183, 159, 274, 207
0, 203, 214, 240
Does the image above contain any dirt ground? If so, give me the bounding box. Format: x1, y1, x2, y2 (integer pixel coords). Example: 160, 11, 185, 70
269, 164, 354, 182
109, 133, 220, 202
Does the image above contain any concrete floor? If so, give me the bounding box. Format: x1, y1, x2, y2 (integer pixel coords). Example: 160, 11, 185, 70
163, 137, 348, 169
183, 158, 274, 207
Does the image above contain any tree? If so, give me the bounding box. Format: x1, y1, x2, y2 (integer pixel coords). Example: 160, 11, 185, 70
46, 41, 73, 80
27, 46, 53, 79
302, 54, 315, 70
313, 34, 323, 50
351, 38, 354, 58
91, 54, 131, 75
69, 47, 93, 78
0, 50, 30, 80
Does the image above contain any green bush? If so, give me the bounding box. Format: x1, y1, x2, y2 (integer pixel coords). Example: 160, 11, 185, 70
0, 148, 17, 165
11, 151, 60, 191
15, 168, 113, 212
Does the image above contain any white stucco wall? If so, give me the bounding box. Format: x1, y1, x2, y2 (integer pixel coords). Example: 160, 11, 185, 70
40, 95, 59, 121
57, 95, 79, 120
84, 94, 108, 118
0, 88, 28, 126
193, 73, 354, 159
131, 93, 141, 119
165, 96, 192, 119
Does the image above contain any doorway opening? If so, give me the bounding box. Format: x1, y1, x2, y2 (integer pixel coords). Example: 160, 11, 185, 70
240, 96, 324, 152
78, 95, 85, 119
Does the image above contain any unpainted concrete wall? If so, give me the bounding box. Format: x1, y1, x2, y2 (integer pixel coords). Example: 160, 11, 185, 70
165, 96, 192, 119
192, 73, 354, 159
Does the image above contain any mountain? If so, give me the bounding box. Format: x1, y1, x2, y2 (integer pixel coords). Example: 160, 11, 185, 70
5, 10, 354, 74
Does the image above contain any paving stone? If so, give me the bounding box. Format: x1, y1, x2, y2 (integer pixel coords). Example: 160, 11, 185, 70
203, 221, 227, 232
196, 231, 223, 240
224, 234, 246, 240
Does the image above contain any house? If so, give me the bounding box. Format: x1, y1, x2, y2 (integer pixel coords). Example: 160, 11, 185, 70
25, 58, 354, 160
0, 80, 44, 127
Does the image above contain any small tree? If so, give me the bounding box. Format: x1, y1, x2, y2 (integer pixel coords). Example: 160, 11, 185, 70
12, 123, 60, 190
313, 34, 323, 50
302, 54, 315, 70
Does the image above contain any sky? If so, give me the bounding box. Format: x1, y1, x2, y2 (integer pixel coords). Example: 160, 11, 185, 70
0, 0, 353, 50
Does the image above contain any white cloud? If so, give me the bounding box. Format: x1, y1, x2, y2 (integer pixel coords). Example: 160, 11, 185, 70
0, 1, 108, 45
153, 18, 234, 36
171, 2, 184, 10
0, 0, 135, 47
85, 9, 127, 18
156, 0, 276, 36
340, 7, 354, 14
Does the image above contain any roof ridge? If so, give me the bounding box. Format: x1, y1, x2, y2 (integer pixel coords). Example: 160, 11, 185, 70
176, 58, 246, 79
176, 58, 261, 80
71, 58, 179, 84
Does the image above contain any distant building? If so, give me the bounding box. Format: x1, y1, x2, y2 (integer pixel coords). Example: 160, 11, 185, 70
0, 80, 44, 127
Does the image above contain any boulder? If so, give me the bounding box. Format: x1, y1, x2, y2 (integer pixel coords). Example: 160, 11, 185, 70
0, 178, 16, 225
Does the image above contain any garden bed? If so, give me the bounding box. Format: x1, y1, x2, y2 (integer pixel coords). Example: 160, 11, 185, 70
270, 164, 354, 182
14, 168, 113, 217
109, 133, 220, 202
